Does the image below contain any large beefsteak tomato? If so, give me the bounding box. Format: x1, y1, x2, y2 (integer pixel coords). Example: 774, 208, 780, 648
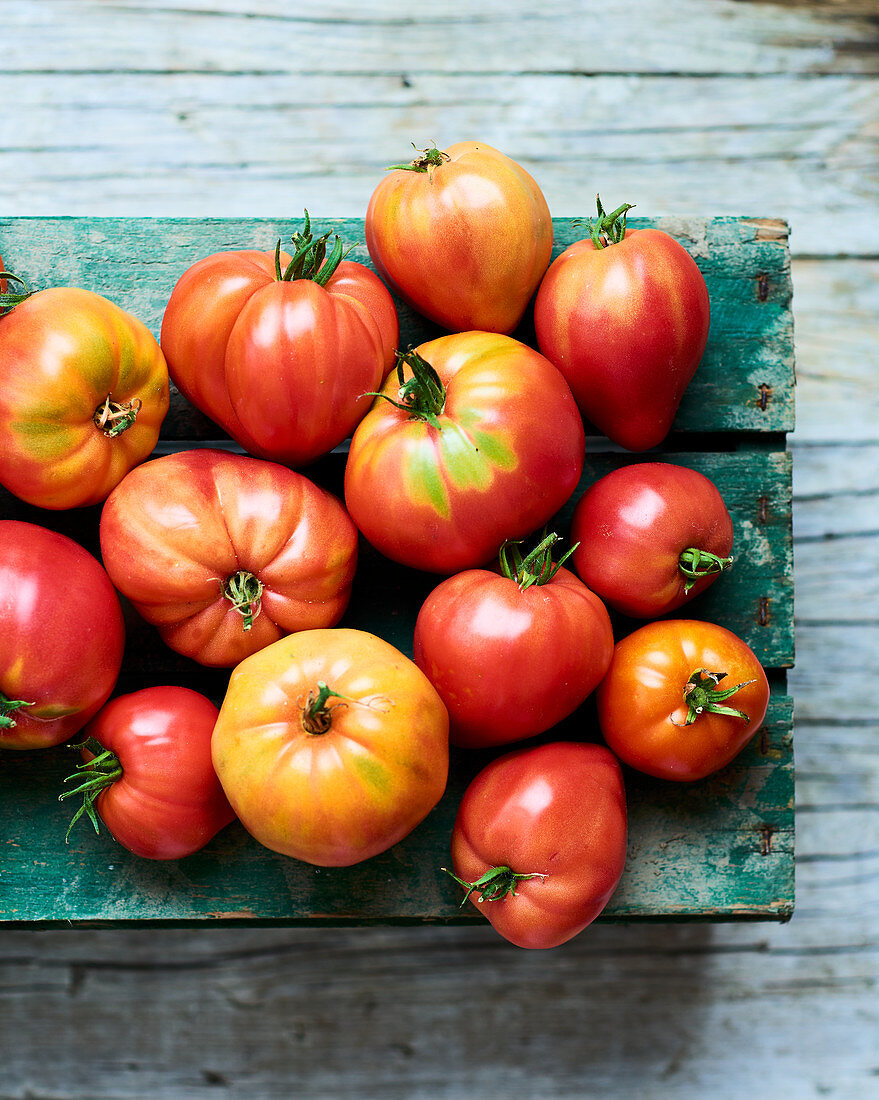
596, 619, 770, 781
160, 215, 399, 467
534, 199, 710, 451
0, 281, 169, 508
344, 331, 585, 573
366, 141, 553, 333
99, 449, 358, 667
211, 628, 450, 867
414, 535, 613, 748
0, 521, 125, 750
447, 741, 627, 949
62, 686, 235, 860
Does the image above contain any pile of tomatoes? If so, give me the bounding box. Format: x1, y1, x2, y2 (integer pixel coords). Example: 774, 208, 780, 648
0, 142, 770, 950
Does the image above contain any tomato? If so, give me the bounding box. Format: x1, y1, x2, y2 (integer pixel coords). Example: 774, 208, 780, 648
570, 462, 734, 618
447, 742, 627, 949
0, 282, 169, 508
160, 214, 399, 467
534, 199, 710, 451
344, 331, 585, 573
99, 449, 358, 668
61, 686, 235, 860
414, 535, 613, 748
211, 628, 449, 867
596, 620, 770, 781
0, 521, 125, 750
366, 141, 553, 334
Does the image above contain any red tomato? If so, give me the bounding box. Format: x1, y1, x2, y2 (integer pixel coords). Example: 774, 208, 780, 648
0, 283, 169, 508
62, 686, 235, 859
99, 449, 358, 668
571, 462, 734, 617
160, 215, 399, 467
448, 742, 627, 949
597, 620, 770, 781
366, 141, 553, 333
414, 535, 613, 748
0, 521, 125, 750
534, 200, 710, 451
344, 331, 585, 573
211, 628, 450, 867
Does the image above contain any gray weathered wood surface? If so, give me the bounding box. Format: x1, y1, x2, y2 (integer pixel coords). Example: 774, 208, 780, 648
1, 1, 877, 1097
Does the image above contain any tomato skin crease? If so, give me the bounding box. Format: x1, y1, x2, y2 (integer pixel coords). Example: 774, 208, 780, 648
534, 228, 710, 451
414, 564, 613, 748
0, 521, 125, 751
366, 141, 553, 334
570, 462, 734, 617
597, 620, 770, 782
449, 741, 627, 949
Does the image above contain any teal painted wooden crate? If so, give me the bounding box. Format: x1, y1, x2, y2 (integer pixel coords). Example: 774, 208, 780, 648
0, 217, 794, 925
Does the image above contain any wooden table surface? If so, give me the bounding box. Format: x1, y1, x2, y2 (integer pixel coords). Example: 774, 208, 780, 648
1, 2, 876, 1097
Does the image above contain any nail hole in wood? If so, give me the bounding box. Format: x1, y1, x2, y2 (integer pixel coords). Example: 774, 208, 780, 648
760, 727, 770, 755
757, 597, 770, 626
756, 272, 770, 301
758, 495, 769, 524
757, 823, 776, 856
758, 383, 772, 410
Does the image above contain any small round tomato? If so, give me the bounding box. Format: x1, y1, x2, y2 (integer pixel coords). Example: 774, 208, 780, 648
0, 521, 125, 751
344, 332, 585, 573
447, 742, 627, 949
62, 686, 235, 860
0, 282, 169, 508
534, 199, 710, 451
366, 141, 553, 334
160, 214, 399, 467
596, 620, 770, 781
571, 462, 734, 618
211, 628, 450, 867
414, 535, 613, 748
100, 449, 358, 668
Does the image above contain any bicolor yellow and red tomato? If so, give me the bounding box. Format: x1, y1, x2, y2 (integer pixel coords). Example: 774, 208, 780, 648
344, 331, 585, 574
0, 521, 125, 750
160, 215, 399, 467
63, 686, 235, 860
534, 202, 710, 451
100, 449, 358, 668
447, 741, 627, 949
366, 141, 553, 333
597, 619, 770, 781
0, 285, 169, 509
211, 628, 450, 867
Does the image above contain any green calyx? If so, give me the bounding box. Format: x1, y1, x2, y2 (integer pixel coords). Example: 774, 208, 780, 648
0, 271, 33, 316
443, 865, 548, 907
93, 395, 142, 438
224, 570, 264, 632
679, 668, 756, 726
498, 531, 579, 591
386, 143, 450, 174
576, 195, 635, 249
300, 681, 353, 735
274, 210, 350, 287
370, 348, 447, 430
59, 737, 123, 841
678, 547, 734, 593
0, 692, 35, 729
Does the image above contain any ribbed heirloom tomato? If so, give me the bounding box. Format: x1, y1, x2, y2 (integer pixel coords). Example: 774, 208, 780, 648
344, 331, 585, 573
160, 214, 399, 467
0, 280, 169, 508
366, 141, 553, 333
100, 449, 358, 667
211, 629, 450, 867
0, 521, 125, 750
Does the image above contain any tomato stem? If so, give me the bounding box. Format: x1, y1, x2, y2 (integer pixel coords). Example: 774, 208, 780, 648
386, 143, 450, 177
224, 571, 264, 632
678, 548, 734, 593
577, 195, 635, 250
0, 270, 33, 316
93, 395, 143, 438
498, 531, 579, 590
300, 681, 353, 735
442, 865, 548, 907
679, 668, 756, 726
274, 210, 351, 286
0, 692, 35, 730
59, 736, 123, 841
368, 348, 446, 429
